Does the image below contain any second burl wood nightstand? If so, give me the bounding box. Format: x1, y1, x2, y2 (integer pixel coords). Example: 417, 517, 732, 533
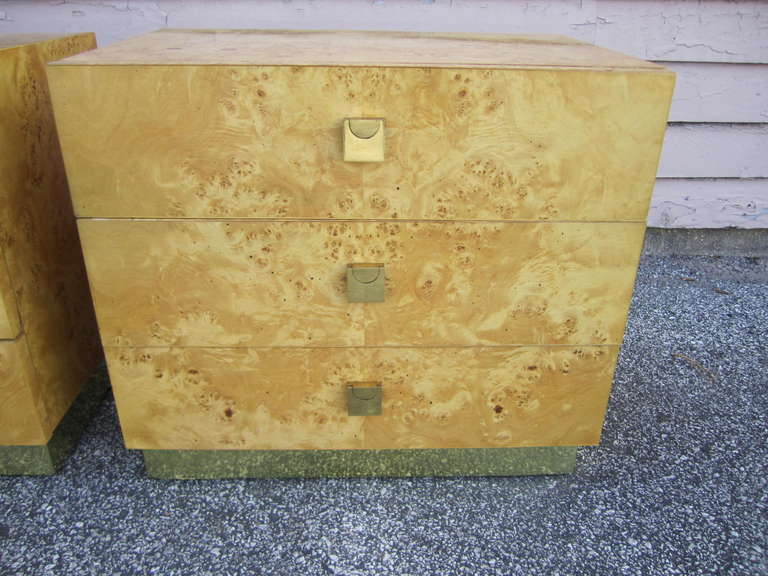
0, 33, 104, 475
48, 30, 674, 478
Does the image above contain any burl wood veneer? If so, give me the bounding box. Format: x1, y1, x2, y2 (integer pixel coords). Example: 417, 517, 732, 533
48, 30, 674, 478
0, 34, 104, 474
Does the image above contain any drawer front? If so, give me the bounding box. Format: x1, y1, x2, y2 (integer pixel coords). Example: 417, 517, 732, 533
107, 346, 618, 450
0, 253, 20, 339
50, 65, 673, 220
79, 220, 644, 348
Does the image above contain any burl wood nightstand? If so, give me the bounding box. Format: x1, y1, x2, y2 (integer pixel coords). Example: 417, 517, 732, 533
48, 30, 674, 478
0, 33, 103, 475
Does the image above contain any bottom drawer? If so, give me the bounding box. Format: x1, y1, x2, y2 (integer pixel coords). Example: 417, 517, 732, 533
108, 346, 619, 451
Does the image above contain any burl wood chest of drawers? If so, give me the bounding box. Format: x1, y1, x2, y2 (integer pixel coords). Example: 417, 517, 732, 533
0, 34, 103, 475
48, 30, 674, 478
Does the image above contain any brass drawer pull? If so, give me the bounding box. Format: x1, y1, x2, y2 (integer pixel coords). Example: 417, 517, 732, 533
343, 118, 385, 162
347, 382, 382, 416
346, 263, 385, 302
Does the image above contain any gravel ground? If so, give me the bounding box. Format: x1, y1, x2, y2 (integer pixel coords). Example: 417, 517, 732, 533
1, 255, 766, 576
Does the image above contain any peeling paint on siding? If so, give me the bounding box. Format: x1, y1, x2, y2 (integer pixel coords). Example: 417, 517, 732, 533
650, 179, 768, 229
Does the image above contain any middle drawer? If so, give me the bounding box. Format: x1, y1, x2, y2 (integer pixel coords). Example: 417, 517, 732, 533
78, 220, 644, 347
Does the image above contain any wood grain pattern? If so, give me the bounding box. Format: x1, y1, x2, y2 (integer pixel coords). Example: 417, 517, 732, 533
364, 67, 672, 221
106, 345, 618, 450
0, 337, 48, 445
77, 220, 645, 348
48, 64, 673, 221
0, 34, 102, 445
51, 29, 663, 70
0, 35, 66, 50
0, 252, 21, 339
49, 31, 667, 460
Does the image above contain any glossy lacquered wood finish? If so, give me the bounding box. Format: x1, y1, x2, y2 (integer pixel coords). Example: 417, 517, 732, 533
78, 220, 645, 348
0, 34, 103, 447
0, 255, 20, 339
48, 29, 663, 69
48, 31, 673, 459
48, 65, 673, 221
107, 346, 618, 450
0, 338, 47, 445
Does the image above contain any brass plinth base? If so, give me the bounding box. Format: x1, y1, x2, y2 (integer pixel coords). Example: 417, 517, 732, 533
143, 446, 578, 479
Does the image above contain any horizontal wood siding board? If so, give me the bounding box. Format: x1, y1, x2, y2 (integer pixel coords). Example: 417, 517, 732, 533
659, 124, 768, 178
648, 178, 768, 229
662, 62, 768, 123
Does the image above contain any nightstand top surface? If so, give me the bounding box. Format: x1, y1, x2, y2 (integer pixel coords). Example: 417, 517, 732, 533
0, 33, 93, 52
50, 29, 667, 71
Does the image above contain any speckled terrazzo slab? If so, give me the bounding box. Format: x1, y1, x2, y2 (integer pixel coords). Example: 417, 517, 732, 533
142, 446, 577, 479
0, 369, 108, 475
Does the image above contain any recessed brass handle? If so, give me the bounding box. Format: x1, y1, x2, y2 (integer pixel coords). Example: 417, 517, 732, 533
347, 382, 382, 416
343, 118, 385, 162
347, 263, 385, 302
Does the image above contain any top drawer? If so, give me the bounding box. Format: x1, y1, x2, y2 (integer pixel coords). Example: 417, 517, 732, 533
48, 65, 673, 221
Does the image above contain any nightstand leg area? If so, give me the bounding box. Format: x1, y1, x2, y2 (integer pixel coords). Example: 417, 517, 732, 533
0, 372, 109, 475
